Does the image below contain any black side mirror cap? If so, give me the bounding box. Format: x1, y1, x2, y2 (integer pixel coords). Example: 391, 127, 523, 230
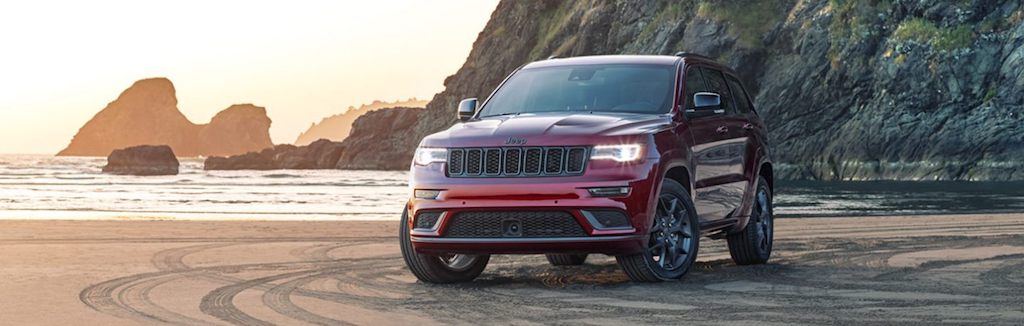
684, 92, 724, 119
457, 98, 478, 122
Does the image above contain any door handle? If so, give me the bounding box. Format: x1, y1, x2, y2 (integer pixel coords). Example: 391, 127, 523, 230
716, 126, 729, 134
743, 123, 754, 130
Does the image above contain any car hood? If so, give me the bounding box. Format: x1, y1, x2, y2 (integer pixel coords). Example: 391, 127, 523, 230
421, 112, 671, 147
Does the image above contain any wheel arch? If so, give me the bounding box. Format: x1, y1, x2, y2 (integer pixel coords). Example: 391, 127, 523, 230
758, 162, 773, 194
663, 165, 692, 195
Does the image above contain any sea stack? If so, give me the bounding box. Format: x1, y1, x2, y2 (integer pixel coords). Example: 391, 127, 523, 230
58, 78, 273, 157
102, 145, 180, 176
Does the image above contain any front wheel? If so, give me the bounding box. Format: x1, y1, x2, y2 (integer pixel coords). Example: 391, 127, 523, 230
399, 209, 489, 283
726, 178, 773, 265
616, 179, 700, 282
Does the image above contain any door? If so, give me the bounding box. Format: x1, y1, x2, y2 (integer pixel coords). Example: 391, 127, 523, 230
725, 73, 763, 218
688, 67, 748, 221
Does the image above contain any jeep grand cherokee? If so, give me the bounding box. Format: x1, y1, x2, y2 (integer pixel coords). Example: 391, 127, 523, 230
400, 53, 774, 283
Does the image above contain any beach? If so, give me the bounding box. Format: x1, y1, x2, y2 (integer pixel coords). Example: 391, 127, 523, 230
1, 214, 1022, 325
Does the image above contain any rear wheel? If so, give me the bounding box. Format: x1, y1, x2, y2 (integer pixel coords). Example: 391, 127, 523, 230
545, 254, 588, 266
399, 209, 489, 283
727, 178, 773, 265
616, 179, 700, 282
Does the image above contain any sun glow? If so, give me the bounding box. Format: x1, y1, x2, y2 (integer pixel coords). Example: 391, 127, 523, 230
0, 0, 498, 154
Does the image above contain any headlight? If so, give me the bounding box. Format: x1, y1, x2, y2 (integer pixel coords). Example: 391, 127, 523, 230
414, 147, 447, 166
591, 144, 643, 162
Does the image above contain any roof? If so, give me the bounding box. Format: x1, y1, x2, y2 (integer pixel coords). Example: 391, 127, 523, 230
522, 55, 681, 69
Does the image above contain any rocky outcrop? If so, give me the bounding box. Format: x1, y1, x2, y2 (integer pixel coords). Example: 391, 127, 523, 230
206, 107, 424, 170
336, 107, 424, 170
339, 0, 1024, 181
294, 98, 428, 146
197, 104, 274, 157
102, 145, 179, 175
58, 78, 273, 157
204, 139, 344, 170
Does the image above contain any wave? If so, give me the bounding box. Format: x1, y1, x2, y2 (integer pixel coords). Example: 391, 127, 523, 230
263, 173, 303, 178
0, 172, 47, 177
0, 207, 398, 215
0, 181, 408, 187
53, 175, 97, 180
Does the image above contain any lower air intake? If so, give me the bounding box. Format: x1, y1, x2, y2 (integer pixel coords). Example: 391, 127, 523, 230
444, 211, 586, 238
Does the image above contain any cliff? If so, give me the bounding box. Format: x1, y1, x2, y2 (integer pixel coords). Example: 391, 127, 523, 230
336, 107, 424, 170
339, 0, 1024, 180
57, 78, 273, 157
294, 98, 428, 146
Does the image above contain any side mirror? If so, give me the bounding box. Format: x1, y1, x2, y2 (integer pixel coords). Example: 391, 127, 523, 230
684, 92, 724, 119
457, 98, 478, 122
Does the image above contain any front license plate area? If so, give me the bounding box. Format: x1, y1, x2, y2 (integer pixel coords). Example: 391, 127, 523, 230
501, 218, 522, 237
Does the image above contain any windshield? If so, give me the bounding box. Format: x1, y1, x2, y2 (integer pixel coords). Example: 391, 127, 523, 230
479, 64, 676, 117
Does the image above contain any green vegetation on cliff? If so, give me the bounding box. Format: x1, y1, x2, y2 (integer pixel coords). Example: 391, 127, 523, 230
893, 18, 974, 52
696, 0, 793, 47
339, 0, 1024, 180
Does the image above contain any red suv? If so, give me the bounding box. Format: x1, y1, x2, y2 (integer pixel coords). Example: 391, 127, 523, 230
400, 54, 774, 282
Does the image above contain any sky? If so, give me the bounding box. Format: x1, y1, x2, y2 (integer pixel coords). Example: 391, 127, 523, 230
0, 0, 499, 154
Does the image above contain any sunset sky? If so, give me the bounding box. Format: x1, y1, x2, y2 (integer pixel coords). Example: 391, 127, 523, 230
0, 0, 498, 154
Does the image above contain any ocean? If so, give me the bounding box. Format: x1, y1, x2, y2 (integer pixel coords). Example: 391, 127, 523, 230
1, 154, 1022, 220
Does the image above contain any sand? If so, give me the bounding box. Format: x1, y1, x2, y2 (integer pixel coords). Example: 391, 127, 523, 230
1, 214, 1022, 325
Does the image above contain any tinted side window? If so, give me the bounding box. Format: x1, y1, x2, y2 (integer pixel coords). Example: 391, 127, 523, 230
700, 67, 737, 115
683, 67, 709, 109
726, 75, 754, 114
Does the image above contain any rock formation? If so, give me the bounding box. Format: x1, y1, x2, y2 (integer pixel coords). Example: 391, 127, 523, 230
102, 145, 179, 175
294, 98, 428, 146
58, 78, 273, 157
205, 107, 424, 170
197, 104, 274, 157
338, 0, 1024, 180
204, 139, 345, 170
336, 107, 424, 170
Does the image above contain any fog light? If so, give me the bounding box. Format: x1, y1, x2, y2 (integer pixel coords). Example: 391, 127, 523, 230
581, 210, 632, 229
587, 186, 631, 197
414, 212, 443, 230
414, 189, 441, 199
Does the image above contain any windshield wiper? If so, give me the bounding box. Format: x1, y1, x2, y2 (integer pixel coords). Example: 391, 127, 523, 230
484, 112, 521, 118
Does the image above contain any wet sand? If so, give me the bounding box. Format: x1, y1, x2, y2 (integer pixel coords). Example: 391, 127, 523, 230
1, 214, 1022, 325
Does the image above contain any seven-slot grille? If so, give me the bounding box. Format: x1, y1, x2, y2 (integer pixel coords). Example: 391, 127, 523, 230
447, 146, 588, 177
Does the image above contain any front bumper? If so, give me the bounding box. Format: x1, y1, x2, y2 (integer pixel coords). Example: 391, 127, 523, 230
411, 235, 646, 255
406, 158, 661, 255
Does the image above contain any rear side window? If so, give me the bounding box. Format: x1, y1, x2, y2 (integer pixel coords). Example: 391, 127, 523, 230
683, 67, 709, 109
699, 67, 737, 115
726, 75, 754, 114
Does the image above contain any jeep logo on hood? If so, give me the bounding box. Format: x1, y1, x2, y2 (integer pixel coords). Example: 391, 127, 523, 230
505, 137, 527, 145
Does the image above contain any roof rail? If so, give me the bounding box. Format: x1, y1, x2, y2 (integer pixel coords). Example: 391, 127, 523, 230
547, 55, 560, 60
674, 51, 713, 60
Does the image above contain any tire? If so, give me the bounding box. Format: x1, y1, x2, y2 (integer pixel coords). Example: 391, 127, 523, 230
727, 178, 773, 265
545, 254, 588, 266
616, 179, 700, 282
399, 209, 489, 283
